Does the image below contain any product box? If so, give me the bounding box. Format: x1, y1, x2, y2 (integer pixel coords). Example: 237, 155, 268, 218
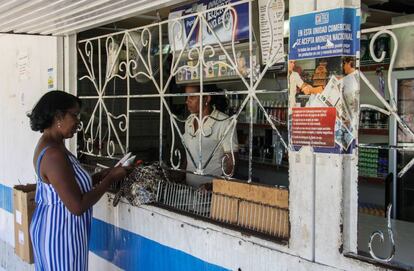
211, 179, 289, 238
13, 184, 36, 263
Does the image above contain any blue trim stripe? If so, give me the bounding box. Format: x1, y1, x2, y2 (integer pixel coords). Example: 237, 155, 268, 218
90, 218, 229, 271
0, 184, 13, 213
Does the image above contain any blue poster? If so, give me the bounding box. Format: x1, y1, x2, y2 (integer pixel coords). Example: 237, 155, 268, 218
169, 0, 249, 51
289, 8, 360, 60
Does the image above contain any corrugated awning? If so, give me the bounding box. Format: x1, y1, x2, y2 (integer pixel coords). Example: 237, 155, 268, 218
0, 0, 181, 36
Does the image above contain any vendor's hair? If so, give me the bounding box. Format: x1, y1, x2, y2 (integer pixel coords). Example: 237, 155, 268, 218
27, 90, 82, 133
203, 85, 228, 113
183, 84, 228, 112
343, 57, 355, 68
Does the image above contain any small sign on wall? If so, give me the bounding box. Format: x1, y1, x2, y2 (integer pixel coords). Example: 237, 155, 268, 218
47, 68, 54, 90
17, 50, 30, 81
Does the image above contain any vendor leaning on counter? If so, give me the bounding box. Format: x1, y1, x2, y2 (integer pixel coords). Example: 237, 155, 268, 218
183, 84, 239, 189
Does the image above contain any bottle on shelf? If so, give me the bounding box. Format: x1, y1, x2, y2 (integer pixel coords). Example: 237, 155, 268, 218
273, 139, 284, 166
271, 101, 276, 120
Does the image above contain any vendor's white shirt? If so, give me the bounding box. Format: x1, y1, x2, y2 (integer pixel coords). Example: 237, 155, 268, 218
342, 70, 359, 110
183, 109, 239, 187
342, 70, 359, 132
289, 71, 304, 108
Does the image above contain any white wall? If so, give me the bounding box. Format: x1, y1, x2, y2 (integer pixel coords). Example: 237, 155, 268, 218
0, 34, 60, 269
0, 34, 60, 186
287, 0, 361, 268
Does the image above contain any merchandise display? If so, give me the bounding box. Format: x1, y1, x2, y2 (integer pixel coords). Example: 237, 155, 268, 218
359, 147, 388, 178
112, 162, 170, 207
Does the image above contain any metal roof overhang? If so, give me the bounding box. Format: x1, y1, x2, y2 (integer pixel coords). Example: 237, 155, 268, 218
0, 0, 182, 36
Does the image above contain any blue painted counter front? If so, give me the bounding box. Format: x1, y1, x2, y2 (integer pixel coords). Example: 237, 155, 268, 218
90, 218, 229, 271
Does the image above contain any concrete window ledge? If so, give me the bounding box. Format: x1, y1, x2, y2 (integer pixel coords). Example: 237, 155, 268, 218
344, 252, 413, 271
151, 201, 289, 246
104, 192, 291, 253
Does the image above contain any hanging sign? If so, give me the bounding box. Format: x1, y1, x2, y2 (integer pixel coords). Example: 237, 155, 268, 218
289, 8, 360, 60
258, 0, 284, 65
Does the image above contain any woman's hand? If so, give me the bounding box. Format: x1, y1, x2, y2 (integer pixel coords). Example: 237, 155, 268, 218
97, 168, 112, 180
92, 167, 113, 186
108, 166, 133, 183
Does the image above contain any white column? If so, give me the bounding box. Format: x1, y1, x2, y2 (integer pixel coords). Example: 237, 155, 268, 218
288, 0, 360, 266
63, 34, 78, 155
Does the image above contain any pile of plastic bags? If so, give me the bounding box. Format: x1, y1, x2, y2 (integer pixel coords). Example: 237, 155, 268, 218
112, 162, 168, 207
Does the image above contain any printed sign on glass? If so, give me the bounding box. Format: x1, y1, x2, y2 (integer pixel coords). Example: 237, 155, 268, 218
291, 107, 336, 148
289, 8, 360, 60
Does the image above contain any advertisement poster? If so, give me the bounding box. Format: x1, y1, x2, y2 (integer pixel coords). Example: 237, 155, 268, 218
288, 7, 360, 154
258, 0, 284, 65
288, 55, 359, 153
289, 8, 360, 60
168, 0, 249, 51
291, 107, 336, 147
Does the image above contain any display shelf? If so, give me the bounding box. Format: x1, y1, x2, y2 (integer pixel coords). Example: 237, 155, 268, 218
237, 122, 287, 129
359, 128, 388, 135
358, 203, 386, 217
238, 155, 289, 169
360, 63, 390, 72
358, 175, 385, 185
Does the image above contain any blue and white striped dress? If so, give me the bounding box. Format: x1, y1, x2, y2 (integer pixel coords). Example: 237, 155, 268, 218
30, 147, 93, 271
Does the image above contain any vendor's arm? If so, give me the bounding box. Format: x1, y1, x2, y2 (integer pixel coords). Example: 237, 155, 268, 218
223, 152, 239, 176
222, 122, 239, 177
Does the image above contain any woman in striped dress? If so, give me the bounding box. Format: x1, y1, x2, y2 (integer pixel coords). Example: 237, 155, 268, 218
27, 91, 130, 271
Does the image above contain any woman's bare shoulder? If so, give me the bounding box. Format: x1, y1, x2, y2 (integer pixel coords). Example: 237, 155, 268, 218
32, 140, 64, 168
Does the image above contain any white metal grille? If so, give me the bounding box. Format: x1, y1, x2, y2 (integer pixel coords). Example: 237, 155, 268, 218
77, 0, 287, 182
358, 22, 414, 263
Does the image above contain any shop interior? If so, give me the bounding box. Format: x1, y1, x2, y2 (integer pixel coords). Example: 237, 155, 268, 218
77, 2, 290, 188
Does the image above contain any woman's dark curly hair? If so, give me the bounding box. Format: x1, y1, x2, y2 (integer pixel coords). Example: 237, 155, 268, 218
27, 91, 82, 133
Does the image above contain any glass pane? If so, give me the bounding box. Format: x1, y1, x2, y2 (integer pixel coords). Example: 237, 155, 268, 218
397, 79, 414, 144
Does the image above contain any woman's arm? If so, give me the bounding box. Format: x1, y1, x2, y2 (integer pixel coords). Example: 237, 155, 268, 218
41, 147, 128, 216
91, 168, 112, 186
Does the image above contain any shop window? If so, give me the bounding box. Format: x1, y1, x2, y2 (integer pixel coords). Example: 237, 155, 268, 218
356, 25, 414, 268
76, 0, 289, 242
